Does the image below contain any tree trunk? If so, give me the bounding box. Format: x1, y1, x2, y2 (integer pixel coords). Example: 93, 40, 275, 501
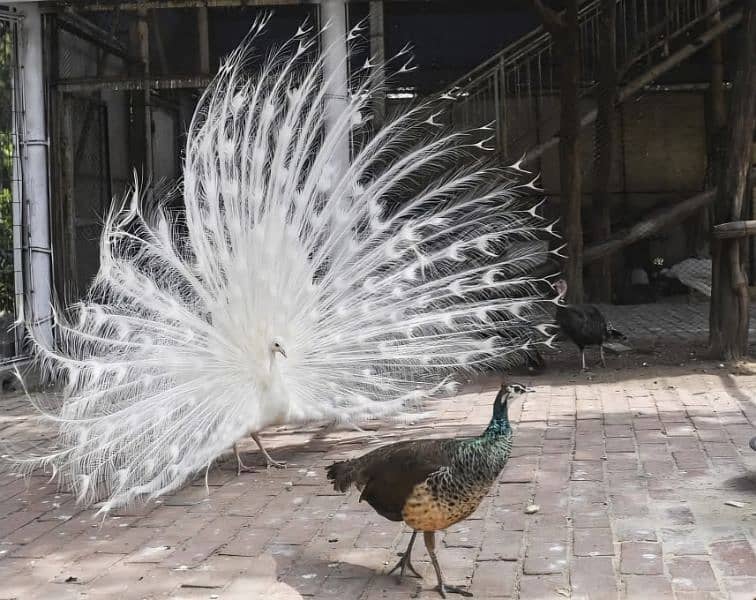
590, 0, 617, 302
709, 0, 756, 360
696, 0, 727, 258
529, 0, 583, 303
558, 0, 584, 304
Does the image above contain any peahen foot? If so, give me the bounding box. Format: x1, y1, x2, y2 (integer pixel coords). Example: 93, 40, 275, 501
435, 584, 474, 598
387, 531, 422, 581
425, 531, 473, 598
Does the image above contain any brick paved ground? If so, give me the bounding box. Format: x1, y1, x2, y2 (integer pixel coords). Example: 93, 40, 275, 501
1, 302, 756, 599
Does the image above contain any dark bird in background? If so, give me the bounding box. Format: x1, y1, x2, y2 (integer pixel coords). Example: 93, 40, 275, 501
326, 383, 533, 598
553, 279, 627, 370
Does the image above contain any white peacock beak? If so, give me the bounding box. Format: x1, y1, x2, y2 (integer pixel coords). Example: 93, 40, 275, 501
277, 347, 287, 358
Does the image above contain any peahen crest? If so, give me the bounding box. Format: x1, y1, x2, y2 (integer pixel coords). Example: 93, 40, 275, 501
15, 16, 557, 512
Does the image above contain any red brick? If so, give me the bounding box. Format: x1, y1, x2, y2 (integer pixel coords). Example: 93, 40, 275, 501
3, 516, 62, 545
573, 528, 614, 556
711, 540, 756, 577
634, 418, 662, 430
571, 461, 604, 481
477, 527, 522, 561
354, 519, 400, 549
524, 539, 568, 575
572, 505, 611, 529
444, 520, 485, 548
0, 511, 45, 539
702, 442, 739, 458
673, 451, 709, 470
635, 429, 667, 444
605, 425, 633, 438
317, 576, 371, 598
620, 541, 663, 575
571, 556, 617, 599
545, 427, 573, 440
610, 493, 649, 518
219, 526, 276, 557
664, 423, 695, 436
518, 574, 569, 599
52, 553, 124, 584
470, 560, 516, 597
669, 558, 719, 591
605, 437, 635, 453
623, 575, 673, 599
723, 576, 756, 600
697, 429, 728, 442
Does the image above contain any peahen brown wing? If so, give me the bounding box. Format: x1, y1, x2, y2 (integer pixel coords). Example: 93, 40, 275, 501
355, 439, 455, 522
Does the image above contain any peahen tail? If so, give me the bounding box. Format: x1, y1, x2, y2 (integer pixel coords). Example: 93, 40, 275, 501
326, 460, 358, 493
13, 17, 557, 512
606, 323, 627, 341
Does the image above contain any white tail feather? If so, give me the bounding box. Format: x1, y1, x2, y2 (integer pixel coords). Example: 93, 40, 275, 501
16, 23, 556, 509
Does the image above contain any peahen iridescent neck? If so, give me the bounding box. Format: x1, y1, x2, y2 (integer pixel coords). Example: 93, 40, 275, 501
481, 387, 511, 438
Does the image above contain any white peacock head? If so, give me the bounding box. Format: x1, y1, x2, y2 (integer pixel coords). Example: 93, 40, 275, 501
270, 337, 287, 358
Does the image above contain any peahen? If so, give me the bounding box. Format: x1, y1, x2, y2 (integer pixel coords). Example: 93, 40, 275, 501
327, 383, 533, 598
553, 279, 626, 370
13, 18, 555, 513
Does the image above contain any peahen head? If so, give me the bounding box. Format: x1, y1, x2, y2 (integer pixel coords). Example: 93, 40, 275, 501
553, 279, 568, 301
487, 382, 534, 434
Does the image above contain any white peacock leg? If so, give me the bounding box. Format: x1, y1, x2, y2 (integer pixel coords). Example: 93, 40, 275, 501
600, 345, 606, 367
250, 432, 286, 469
581, 349, 586, 371
234, 443, 257, 475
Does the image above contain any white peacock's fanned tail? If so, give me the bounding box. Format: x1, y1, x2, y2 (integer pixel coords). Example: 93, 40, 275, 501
18, 17, 559, 512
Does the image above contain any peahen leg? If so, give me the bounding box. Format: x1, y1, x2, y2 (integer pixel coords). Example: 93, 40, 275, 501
423, 531, 472, 598
234, 443, 257, 475
600, 344, 606, 367
387, 530, 422, 581
251, 432, 286, 469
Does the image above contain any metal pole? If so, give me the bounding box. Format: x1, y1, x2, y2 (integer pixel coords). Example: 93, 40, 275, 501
321, 0, 349, 177
198, 6, 210, 75
11, 2, 53, 346
368, 0, 385, 131
137, 8, 153, 178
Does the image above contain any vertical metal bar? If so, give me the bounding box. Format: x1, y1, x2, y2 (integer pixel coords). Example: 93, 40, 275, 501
499, 58, 507, 155
493, 65, 502, 153
369, 0, 385, 131
137, 8, 152, 178
13, 2, 53, 346
198, 6, 210, 75
8, 17, 25, 355
321, 0, 349, 175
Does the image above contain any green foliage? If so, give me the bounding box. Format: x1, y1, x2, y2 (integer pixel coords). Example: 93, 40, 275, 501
0, 26, 16, 315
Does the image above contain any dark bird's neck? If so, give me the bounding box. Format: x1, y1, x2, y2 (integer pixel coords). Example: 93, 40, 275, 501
482, 387, 511, 438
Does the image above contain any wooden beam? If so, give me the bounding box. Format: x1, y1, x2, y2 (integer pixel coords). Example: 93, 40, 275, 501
524, 9, 743, 164
60, 0, 304, 11
56, 75, 212, 91
713, 220, 756, 238
583, 190, 717, 264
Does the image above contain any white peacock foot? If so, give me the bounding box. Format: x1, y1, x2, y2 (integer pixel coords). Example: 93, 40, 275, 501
265, 458, 287, 470
236, 458, 259, 476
